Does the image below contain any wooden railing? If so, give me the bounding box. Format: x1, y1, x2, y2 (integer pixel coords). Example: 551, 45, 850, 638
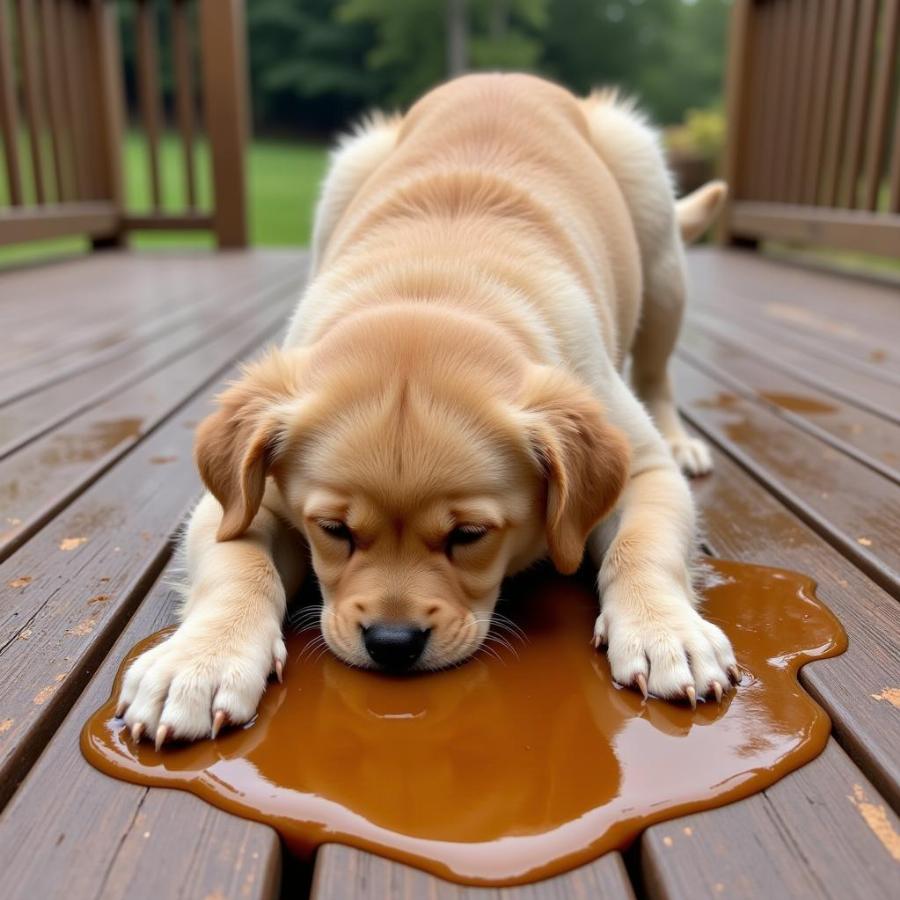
0, 0, 248, 250
721, 0, 900, 257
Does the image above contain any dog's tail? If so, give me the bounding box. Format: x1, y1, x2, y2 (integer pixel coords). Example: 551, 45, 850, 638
676, 180, 728, 244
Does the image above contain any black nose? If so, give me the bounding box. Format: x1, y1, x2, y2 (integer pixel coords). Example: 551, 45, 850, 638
362, 624, 430, 672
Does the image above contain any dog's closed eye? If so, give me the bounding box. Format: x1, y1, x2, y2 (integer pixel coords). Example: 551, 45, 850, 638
317, 519, 355, 549
446, 525, 490, 557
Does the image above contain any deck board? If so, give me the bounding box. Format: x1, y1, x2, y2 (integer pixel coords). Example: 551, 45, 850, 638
690, 440, 900, 806
0, 246, 897, 898
687, 247, 900, 367
0, 568, 282, 900
680, 322, 900, 479
641, 741, 900, 900
310, 845, 636, 899
673, 356, 900, 596
0, 292, 296, 557
0, 264, 299, 457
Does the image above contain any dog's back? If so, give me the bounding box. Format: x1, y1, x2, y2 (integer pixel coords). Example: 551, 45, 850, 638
296, 73, 643, 369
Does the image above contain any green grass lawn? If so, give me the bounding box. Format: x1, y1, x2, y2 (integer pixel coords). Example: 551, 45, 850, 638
0, 132, 329, 268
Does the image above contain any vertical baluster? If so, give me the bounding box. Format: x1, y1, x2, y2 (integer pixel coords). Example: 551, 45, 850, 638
788, 0, 822, 204
821, 0, 857, 206
58, 0, 89, 199
17, 0, 46, 203
803, 0, 839, 205
759, 1, 788, 202
765, 1, 794, 202
889, 110, 900, 212
773, 0, 805, 201
840, 0, 879, 207
88, 0, 125, 211
743, 2, 768, 201
861, 0, 899, 210
75, 1, 102, 199
199, 0, 248, 247
172, 0, 197, 210
0, 0, 23, 205
136, 0, 163, 211
37, 0, 66, 200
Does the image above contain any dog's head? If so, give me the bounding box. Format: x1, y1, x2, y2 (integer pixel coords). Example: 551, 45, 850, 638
195, 307, 628, 673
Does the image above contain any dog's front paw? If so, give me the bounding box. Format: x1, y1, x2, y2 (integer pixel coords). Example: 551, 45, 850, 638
667, 435, 713, 477
593, 599, 737, 705
117, 621, 286, 748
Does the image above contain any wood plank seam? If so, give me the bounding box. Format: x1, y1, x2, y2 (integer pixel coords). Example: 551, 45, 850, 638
0, 569, 282, 900
677, 382, 899, 599
0, 262, 302, 406
689, 312, 900, 426
694, 303, 900, 391
0, 257, 299, 387
0, 318, 286, 563
0, 265, 304, 459
676, 346, 900, 486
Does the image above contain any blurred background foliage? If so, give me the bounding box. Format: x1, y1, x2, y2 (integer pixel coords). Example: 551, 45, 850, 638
1, 0, 732, 265
241, 0, 732, 136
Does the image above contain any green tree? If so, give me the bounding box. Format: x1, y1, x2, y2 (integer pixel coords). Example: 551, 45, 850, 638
638, 0, 731, 124
338, 0, 550, 107
247, 0, 386, 134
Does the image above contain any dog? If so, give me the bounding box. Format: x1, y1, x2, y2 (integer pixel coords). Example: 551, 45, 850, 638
118, 74, 737, 748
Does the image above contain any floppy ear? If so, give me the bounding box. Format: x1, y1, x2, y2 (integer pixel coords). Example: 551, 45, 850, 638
194, 349, 301, 541
522, 367, 630, 574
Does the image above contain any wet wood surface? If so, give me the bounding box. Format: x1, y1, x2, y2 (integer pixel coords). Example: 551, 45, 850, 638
0, 246, 897, 898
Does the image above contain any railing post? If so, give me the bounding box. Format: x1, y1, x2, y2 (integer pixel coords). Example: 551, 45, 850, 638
717, 0, 757, 247
89, 0, 126, 248
199, 0, 249, 249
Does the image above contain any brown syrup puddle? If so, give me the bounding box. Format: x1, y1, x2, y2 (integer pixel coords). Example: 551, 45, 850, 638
82, 560, 846, 886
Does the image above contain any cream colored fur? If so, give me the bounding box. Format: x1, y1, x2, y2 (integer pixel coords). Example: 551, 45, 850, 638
118, 75, 734, 748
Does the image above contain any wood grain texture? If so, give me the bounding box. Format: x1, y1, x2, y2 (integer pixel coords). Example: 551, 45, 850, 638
642, 740, 900, 900
695, 297, 900, 386
199, 0, 249, 247
0, 0, 23, 205
0, 285, 291, 559
821, 0, 857, 206
0, 569, 282, 900
0, 259, 302, 459
0, 251, 293, 369
727, 202, 900, 257
311, 844, 635, 900
135, 0, 163, 210
16, 0, 46, 204
679, 322, 900, 482
0, 253, 300, 403
672, 356, 900, 597
687, 435, 900, 808
0, 334, 300, 806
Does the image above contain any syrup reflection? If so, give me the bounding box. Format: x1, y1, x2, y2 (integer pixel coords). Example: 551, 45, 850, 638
83, 559, 847, 887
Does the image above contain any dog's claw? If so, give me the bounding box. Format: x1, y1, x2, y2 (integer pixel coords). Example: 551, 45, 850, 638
130, 722, 144, 743
211, 710, 227, 740
728, 664, 741, 684
712, 680, 724, 703
115, 700, 127, 719
155, 724, 170, 751
635, 672, 648, 700
685, 685, 697, 709
275, 659, 284, 684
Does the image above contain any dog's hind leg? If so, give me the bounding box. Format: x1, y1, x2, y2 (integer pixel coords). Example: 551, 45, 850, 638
310, 111, 401, 275
581, 91, 725, 476
628, 184, 726, 476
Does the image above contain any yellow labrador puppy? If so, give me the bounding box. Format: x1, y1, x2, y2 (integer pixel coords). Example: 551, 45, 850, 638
118, 74, 736, 748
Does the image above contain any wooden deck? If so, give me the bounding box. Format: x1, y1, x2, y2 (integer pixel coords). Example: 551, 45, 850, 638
0, 246, 897, 899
